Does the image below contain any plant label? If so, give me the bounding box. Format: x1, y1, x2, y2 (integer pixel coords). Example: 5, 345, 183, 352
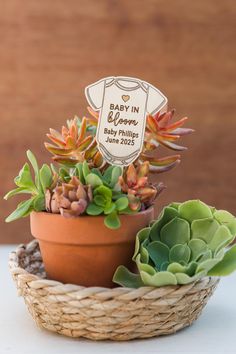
85, 76, 167, 166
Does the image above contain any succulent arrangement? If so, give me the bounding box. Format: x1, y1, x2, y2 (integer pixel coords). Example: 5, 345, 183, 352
5, 89, 236, 292
6, 76, 236, 342
4, 108, 192, 229
113, 200, 236, 287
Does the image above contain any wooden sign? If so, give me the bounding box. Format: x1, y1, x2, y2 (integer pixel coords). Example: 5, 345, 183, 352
85, 76, 167, 166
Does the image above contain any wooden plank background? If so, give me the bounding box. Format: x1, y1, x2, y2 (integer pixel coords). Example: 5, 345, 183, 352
1, 0, 236, 243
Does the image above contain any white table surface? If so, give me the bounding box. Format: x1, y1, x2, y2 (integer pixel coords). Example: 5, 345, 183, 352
0, 245, 236, 354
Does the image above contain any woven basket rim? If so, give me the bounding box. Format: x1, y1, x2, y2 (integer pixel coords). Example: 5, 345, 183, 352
9, 239, 219, 293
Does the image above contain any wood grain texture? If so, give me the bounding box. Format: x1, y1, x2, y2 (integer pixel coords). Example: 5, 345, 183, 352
1, 0, 236, 243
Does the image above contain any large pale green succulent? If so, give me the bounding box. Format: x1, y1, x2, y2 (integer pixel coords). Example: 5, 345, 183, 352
113, 200, 236, 288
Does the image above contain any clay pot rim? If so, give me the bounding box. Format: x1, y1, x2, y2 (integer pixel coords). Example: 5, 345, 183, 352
31, 206, 154, 220
30, 207, 154, 246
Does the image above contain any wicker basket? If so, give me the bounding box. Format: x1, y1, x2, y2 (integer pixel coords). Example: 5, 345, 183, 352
9, 240, 219, 341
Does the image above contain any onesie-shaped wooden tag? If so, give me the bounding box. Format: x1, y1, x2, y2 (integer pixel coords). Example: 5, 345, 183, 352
85, 76, 167, 166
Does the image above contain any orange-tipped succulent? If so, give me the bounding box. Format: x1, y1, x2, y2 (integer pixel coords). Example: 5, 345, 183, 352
119, 162, 165, 211
85, 106, 99, 127
138, 109, 193, 173
45, 114, 104, 168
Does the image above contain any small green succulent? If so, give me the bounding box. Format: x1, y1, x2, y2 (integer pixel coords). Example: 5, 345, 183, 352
113, 200, 236, 287
4, 150, 53, 222
81, 164, 130, 229
86, 185, 129, 229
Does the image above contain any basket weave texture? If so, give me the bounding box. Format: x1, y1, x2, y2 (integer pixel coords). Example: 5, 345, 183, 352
9, 240, 219, 341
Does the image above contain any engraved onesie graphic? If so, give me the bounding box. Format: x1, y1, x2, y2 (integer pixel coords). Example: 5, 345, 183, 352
85, 76, 167, 166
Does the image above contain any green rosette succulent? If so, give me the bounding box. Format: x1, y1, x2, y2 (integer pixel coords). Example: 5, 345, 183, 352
78, 162, 129, 229
113, 200, 236, 287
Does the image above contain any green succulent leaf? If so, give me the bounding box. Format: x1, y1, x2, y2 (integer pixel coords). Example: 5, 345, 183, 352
104, 211, 121, 229
214, 210, 236, 237
191, 218, 219, 243
169, 244, 191, 264
94, 195, 106, 207
59, 167, 70, 181
4, 187, 32, 200
82, 161, 90, 178
50, 163, 58, 175
102, 166, 114, 183
112, 191, 127, 200
160, 217, 190, 248
227, 220, 236, 238
5, 199, 34, 222
113, 266, 144, 288
33, 194, 45, 211
178, 271, 207, 285
133, 227, 150, 260
160, 261, 169, 271
188, 239, 208, 261
103, 202, 116, 215
179, 200, 212, 223
110, 166, 123, 188
150, 206, 179, 241
167, 262, 187, 274
136, 254, 156, 275
75, 163, 85, 184
27, 150, 41, 191
140, 242, 149, 263
14, 163, 36, 190
197, 250, 212, 262
85, 173, 103, 188
186, 262, 198, 276
115, 197, 129, 212
39, 164, 52, 193
94, 185, 112, 200
140, 271, 177, 287
196, 248, 224, 273
208, 245, 236, 276
208, 225, 233, 254
168, 261, 198, 277
86, 202, 103, 215
214, 210, 235, 224
147, 241, 169, 270
91, 168, 103, 179
196, 258, 222, 273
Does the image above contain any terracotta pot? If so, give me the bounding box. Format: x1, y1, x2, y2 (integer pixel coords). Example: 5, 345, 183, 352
30, 208, 154, 287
